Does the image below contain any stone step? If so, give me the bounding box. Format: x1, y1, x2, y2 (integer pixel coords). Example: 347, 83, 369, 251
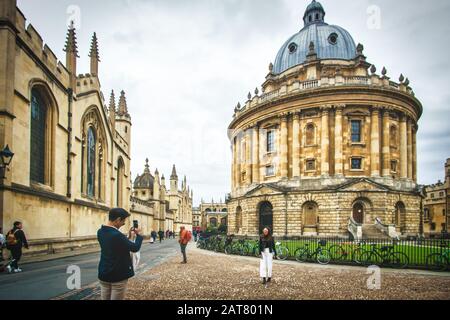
362, 224, 391, 240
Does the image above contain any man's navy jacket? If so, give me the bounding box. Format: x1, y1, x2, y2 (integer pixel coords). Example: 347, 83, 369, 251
97, 225, 143, 283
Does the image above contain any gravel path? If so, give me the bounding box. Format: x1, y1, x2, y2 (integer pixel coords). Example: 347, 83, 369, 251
122, 244, 450, 300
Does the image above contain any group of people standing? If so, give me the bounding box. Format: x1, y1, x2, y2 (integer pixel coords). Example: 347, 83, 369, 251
149, 229, 176, 243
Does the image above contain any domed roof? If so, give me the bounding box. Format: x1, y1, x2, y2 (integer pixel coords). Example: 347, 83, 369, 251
272, 1, 357, 75
134, 159, 154, 189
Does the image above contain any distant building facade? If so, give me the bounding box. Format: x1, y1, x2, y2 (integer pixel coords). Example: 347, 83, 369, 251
200, 200, 228, 230
192, 207, 201, 231
132, 161, 193, 232
424, 158, 450, 236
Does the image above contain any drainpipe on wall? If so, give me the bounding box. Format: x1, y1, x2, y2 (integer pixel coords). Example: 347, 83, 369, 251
284, 193, 288, 238
66, 88, 73, 198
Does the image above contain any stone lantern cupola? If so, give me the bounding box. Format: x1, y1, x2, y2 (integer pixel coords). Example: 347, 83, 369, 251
303, 0, 325, 27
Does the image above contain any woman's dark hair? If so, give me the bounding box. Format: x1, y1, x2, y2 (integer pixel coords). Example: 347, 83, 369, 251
261, 227, 273, 240
13, 221, 22, 228
108, 208, 130, 222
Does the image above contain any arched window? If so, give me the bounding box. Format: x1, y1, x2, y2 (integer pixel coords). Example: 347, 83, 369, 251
305, 123, 315, 146
395, 202, 406, 232
303, 202, 318, 226
235, 206, 242, 233
221, 208, 227, 212
87, 127, 96, 197
30, 89, 47, 184
210, 217, 217, 227
390, 125, 398, 147
117, 158, 125, 207
81, 108, 108, 201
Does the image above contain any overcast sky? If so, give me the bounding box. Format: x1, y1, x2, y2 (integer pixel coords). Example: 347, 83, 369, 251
17, 0, 450, 206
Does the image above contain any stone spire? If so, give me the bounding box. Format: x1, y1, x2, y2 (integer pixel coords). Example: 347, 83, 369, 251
63, 21, 79, 89
89, 32, 100, 76
108, 90, 116, 126
144, 158, 150, 174
171, 164, 178, 180
118, 90, 130, 117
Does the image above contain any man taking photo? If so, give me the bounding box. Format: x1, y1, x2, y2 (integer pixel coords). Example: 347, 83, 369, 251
97, 208, 143, 300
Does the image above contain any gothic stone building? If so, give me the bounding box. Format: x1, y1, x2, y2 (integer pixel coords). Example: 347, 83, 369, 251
227, 1, 423, 238
0, 1, 142, 254
132, 161, 193, 232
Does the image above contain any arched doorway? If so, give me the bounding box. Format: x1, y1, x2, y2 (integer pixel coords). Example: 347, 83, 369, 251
235, 206, 242, 233
258, 201, 273, 234
210, 217, 217, 227
352, 202, 365, 224
395, 202, 406, 233
302, 202, 318, 235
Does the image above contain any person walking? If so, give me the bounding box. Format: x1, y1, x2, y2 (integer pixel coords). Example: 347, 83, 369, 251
259, 227, 276, 286
151, 230, 157, 243
193, 230, 198, 242
178, 226, 191, 264
158, 230, 164, 243
5, 221, 29, 273
97, 208, 143, 300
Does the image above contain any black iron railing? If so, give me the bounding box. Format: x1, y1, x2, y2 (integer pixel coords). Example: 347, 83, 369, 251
196, 235, 450, 271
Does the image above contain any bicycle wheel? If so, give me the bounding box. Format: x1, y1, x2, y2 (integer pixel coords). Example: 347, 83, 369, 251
360, 251, 381, 267
328, 245, 346, 261
387, 252, 409, 269
224, 245, 232, 255
295, 248, 309, 262
426, 253, 447, 272
316, 249, 331, 265
277, 246, 289, 260
352, 247, 363, 264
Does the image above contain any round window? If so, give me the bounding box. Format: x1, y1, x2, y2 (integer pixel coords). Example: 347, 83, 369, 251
288, 42, 297, 54
328, 33, 338, 45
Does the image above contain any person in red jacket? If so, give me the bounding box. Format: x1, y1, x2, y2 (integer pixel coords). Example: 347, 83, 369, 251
178, 226, 190, 264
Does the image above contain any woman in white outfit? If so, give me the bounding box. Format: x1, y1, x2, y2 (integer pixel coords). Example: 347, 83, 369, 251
259, 227, 277, 285
129, 229, 141, 271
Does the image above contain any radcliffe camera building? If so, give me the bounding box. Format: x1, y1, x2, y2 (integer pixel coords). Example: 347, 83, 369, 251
227, 1, 423, 238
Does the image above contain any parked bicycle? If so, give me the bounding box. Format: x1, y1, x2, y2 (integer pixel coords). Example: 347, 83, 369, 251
224, 236, 245, 255
328, 240, 365, 264
426, 247, 449, 271
360, 244, 409, 269
242, 239, 260, 257
295, 240, 331, 265
275, 242, 289, 260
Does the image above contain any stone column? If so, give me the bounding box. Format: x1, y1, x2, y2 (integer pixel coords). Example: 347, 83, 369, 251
292, 112, 301, 177
407, 118, 413, 180
399, 114, 408, 179
235, 134, 241, 190
334, 105, 344, 176
231, 139, 235, 191
370, 106, 381, 177
320, 106, 330, 176
412, 124, 417, 182
252, 124, 260, 184
280, 114, 289, 178
382, 108, 391, 177
245, 128, 252, 185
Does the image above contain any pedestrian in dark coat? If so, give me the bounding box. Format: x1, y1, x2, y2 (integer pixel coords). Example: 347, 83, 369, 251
5, 221, 29, 273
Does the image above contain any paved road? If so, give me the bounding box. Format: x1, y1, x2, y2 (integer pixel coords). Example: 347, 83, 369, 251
0, 238, 180, 300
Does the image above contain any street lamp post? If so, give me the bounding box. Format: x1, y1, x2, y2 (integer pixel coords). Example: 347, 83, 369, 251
0, 145, 14, 180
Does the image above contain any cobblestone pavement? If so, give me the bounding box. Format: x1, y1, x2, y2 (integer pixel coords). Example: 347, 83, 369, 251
118, 244, 450, 300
